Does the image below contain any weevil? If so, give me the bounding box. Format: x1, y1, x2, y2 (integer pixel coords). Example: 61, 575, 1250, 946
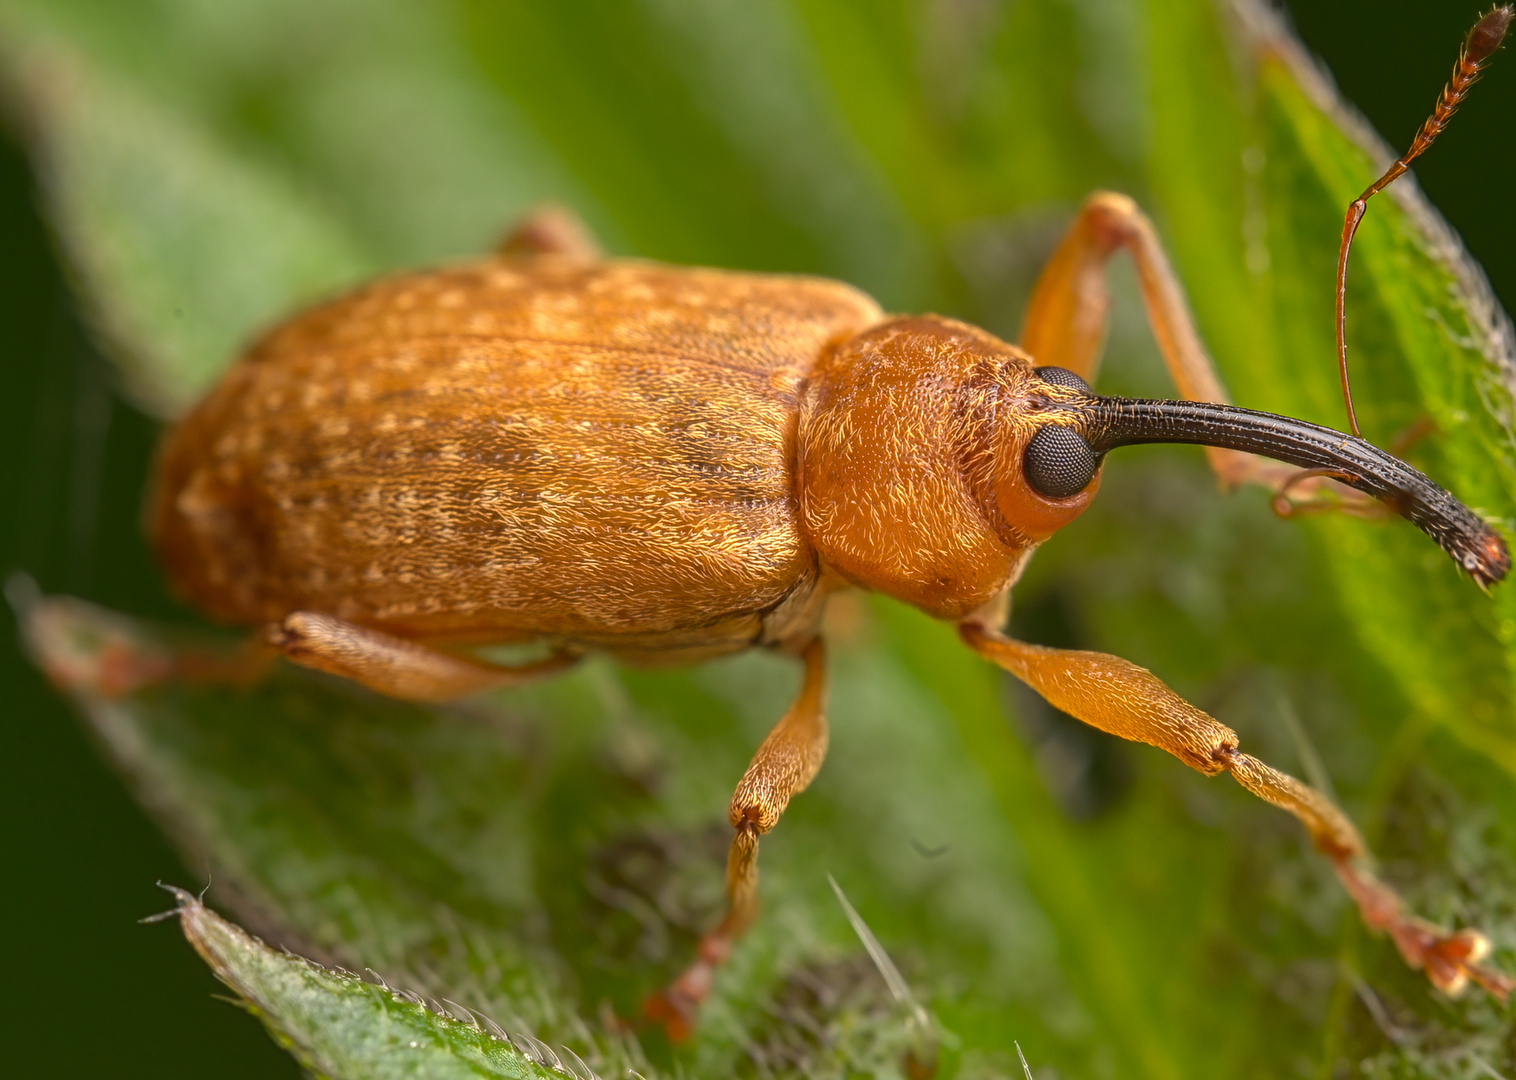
142, 11, 1516, 1037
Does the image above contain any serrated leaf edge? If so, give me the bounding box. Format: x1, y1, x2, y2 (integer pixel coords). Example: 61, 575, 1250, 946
163, 884, 614, 1080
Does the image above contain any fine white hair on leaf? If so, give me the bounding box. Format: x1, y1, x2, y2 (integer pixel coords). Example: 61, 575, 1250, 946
440, 999, 479, 1029
1470, 1057, 1510, 1080
558, 1043, 601, 1080
511, 1034, 545, 1063
825, 873, 931, 1032
523, 1033, 567, 1075
1016, 1041, 1034, 1079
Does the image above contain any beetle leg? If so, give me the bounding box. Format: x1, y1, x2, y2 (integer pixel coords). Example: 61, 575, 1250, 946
269, 611, 578, 703
1022, 191, 1371, 509
496, 203, 602, 260
646, 637, 829, 1040
16, 587, 275, 699
960, 619, 1514, 1001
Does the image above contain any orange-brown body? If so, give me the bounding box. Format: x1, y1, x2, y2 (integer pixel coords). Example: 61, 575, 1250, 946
153, 256, 1088, 664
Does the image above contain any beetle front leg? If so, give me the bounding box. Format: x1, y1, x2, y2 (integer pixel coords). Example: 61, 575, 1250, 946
270, 612, 578, 703
960, 619, 1514, 1001
1023, 191, 1371, 511
646, 637, 829, 1040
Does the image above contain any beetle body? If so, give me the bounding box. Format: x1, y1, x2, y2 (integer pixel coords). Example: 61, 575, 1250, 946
152, 256, 1081, 665
145, 195, 1514, 1020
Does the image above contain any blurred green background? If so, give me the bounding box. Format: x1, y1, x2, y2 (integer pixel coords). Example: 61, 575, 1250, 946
4, 2, 1516, 1078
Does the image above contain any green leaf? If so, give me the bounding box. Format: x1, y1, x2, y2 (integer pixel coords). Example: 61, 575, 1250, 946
8, 1, 1516, 1078
167, 886, 576, 1080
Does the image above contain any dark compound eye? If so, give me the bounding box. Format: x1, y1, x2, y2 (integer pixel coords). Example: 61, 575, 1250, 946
1034, 365, 1091, 392
1023, 425, 1098, 499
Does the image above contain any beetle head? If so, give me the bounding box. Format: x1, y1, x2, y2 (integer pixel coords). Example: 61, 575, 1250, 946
800, 316, 1504, 622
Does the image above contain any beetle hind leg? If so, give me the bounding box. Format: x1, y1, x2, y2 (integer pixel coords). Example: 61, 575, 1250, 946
645, 638, 829, 1041
961, 619, 1513, 1001
15, 582, 276, 700
270, 611, 578, 703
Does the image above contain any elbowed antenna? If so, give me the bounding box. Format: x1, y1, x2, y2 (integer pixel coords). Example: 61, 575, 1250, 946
1070, 395, 1509, 586
1334, 6, 1514, 437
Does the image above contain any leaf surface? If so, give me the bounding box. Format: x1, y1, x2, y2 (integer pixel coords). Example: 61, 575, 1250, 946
171, 887, 573, 1080
7, 1, 1516, 1078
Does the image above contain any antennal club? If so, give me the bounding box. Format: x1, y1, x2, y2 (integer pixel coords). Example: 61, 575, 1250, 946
1335, 5, 1513, 438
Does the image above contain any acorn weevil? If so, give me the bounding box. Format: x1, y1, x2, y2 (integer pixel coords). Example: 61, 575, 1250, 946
137, 8, 1516, 1037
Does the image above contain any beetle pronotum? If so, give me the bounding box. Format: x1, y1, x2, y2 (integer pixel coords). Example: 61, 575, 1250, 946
133, 9, 1516, 1039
